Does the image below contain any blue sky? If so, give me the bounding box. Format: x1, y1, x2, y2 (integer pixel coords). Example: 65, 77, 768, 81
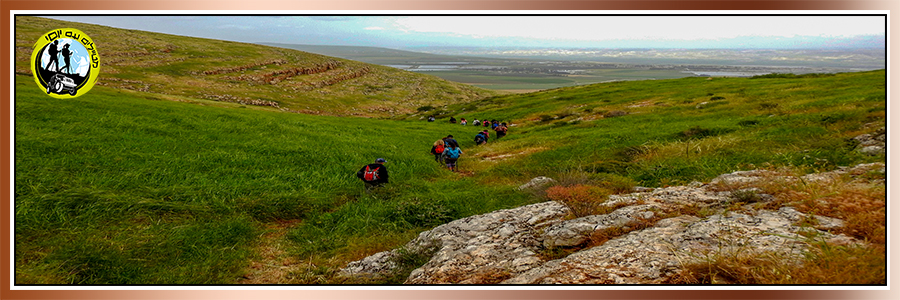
45, 15, 886, 49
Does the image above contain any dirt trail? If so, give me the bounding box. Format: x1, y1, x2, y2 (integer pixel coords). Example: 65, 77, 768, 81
238, 219, 303, 284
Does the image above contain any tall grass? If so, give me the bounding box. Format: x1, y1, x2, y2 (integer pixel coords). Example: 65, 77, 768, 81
13, 74, 526, 284
14, 68, 885, 284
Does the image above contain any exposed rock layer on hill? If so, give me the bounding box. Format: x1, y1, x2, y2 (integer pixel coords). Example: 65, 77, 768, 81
339, 163, 883, 284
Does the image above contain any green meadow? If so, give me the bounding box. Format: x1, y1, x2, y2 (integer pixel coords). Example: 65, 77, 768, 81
13, 16, 885, 285
14, 68, 885, 284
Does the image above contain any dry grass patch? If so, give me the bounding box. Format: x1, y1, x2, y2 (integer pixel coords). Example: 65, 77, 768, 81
671, 164, 886, 285
669, 241, 885, 284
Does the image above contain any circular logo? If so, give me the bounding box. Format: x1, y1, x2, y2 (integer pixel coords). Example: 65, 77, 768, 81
30, 28, 100, 98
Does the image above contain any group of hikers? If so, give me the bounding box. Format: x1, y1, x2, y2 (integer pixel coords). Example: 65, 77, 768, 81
430, 135, 463, 172
358, 116, 510, 192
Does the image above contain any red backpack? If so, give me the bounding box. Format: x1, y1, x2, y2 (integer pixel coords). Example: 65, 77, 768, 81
363, 166, 380, 181
435, 144, 445, 154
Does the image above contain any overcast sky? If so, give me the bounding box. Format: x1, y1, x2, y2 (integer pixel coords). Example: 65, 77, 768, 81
45, 14, 886, 49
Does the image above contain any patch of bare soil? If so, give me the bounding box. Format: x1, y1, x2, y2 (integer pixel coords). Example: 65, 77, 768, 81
238, 219, 303, 284
480, 147, 548, 162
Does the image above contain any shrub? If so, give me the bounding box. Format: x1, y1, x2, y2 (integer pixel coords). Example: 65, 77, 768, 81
759, 102, 779, 110
557, 109, 576, 119
545, 184, 612, 217
677, 126, 715, 140
603, 110, 628, 118
737, 120, 760, 127
388, 198, 454, 228
710, 96, 726, 101
729, 189, 763, 203
590, 173, 639, 194
416, 105, 435, 112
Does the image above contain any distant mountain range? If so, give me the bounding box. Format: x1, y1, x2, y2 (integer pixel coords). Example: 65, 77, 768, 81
261, 43, 886, 70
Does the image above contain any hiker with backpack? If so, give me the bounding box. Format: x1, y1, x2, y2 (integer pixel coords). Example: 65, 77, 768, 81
460, 118, 467, 126
443, 144, 463, 172
473, 118, 481, 126
356, 158, 389, 193
495, 122, 508, 139
474, 131, 487, 145
443, 135, 459, 148
449, 117, 457, 124
430, 139, 446, 163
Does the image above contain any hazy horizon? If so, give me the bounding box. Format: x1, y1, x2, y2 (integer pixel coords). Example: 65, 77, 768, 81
43, 14, 886, 51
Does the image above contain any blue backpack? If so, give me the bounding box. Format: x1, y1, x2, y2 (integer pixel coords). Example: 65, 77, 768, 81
445, 148, 461, 159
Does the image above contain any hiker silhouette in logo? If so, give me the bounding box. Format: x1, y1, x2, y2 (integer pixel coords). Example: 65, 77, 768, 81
60, 44, 73, 74
357, 158, 389, 193
45, 40, 60, 72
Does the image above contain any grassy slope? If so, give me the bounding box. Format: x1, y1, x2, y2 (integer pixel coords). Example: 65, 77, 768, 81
14, 17, 885, 284
15, 70, 885, 284
14, 74, 525, 284
426, 71, 886, 187
15, 17, 498, 117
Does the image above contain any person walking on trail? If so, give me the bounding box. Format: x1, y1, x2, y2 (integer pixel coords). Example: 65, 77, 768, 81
427, 115, 435, 122
356, 158, 389, 193
430, 139, 446, 163
473, 118, 481, 126
443, 135, 459, 148
460, 118, 467, 126
474, 131, 487, 145
483, 120, 491, 128
449, 117, 457, 124
495, 122, 508, 139
481, 129, 490, 143
443, 145, 463, 172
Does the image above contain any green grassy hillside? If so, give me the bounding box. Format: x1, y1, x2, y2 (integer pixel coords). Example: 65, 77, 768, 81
15, 16, 498, 118
14, 17, 885, 285
421, 71, 886, 187
14, 73, 525, 284
14, 69, 885, 284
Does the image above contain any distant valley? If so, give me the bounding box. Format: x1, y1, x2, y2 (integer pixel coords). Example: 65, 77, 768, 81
263, 43, 885, 93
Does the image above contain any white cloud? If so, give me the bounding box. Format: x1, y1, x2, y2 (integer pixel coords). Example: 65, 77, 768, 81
391, 15, 885, 41
365, 26, 385, 31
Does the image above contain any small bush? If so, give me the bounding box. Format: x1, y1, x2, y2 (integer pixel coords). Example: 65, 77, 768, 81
759, 102, 779, 110
710, 96, 726, 101
416, 105, 435, 112
545, 184, 612, 217
539, 114, 554, 122
603, 110, 628, 118
737, 120, 760, 127
590, 173, 639, 194
677, 126, 725, 140
729, 189, 763, 203
388, 198, 454, 228
557, 109, 576, 119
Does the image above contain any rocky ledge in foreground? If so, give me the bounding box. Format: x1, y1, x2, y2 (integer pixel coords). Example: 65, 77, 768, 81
339, 163, 884, 284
